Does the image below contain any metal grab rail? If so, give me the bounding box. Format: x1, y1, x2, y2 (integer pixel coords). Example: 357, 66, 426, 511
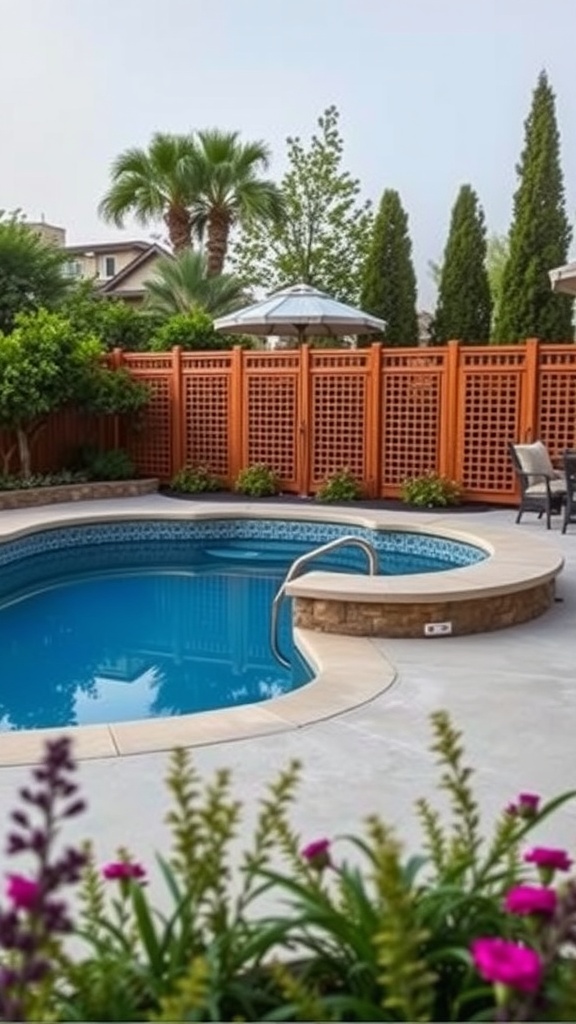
270, 536, 379, 668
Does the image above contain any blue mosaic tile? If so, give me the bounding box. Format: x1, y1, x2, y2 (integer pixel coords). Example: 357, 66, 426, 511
0, 518, 486, 571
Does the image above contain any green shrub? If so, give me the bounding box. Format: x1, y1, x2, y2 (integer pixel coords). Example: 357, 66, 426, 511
316, 467, 363, 502
401, 472, 462, 507
83, 448, 136, 481
0, 470, 89, 491
149, 310, 255, 352
234, 463, 280, 497
170, 464, 222, 493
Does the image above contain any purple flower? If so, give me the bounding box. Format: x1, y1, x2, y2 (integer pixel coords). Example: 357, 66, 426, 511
524, 847, 572, 872
506, 792, 541, 819
6, 874, 40, 911
102, 861, 146, 881
471, 938, 542, 993
504, 884, 557, 916
301, 838, 331, 870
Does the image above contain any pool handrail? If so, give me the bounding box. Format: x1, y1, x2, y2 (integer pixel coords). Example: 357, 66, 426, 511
270, 536, 379, 667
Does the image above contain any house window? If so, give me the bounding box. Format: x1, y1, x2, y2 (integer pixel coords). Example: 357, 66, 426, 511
101, 256, 116, 278
63, 260, 82, 278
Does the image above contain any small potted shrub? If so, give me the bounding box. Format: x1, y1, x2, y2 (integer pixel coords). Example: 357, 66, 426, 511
316, 467, 363, 503
401, 472, 462, 508
234, 463, 280, 497
170, 464, 221, 494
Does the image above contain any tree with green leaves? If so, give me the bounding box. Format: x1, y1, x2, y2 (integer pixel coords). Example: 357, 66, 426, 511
60, 281, 161, 350
486, 233, 509, 337
0, 309, 149, 477
360, 190, 418, 345
494, 71, 572, 342
0, 213, 70, 333
232, 106, 373, 303
432, 185, 492, 344
143, 250, 248, 317
148, 310, 254, 351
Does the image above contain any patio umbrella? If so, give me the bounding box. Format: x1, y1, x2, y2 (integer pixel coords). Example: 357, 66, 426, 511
213, 282, 386, 343
549, 262, 576, 296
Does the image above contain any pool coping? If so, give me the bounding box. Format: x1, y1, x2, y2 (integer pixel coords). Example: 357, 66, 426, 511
0, 499, 564, 764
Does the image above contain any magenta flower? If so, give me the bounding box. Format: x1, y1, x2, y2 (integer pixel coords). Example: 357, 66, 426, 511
301, 838, 331, 870
504, 884, 557, 916
471, 938, 542, 993
6, 874, 41, 910
102, 861, 146, 881
524, 847, 572, 872
506, 792, 540, 819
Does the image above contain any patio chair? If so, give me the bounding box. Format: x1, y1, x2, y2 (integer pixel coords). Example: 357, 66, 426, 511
509, 441, 566, 529
562, 450, 576, 534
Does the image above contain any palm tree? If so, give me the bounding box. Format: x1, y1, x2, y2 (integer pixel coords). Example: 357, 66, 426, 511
189, 130, 285, 276
143, 250, 248, 317
98, 133, 196, 253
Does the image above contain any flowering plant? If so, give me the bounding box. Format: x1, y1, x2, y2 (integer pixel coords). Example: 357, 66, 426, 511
0, 713, 576, 1021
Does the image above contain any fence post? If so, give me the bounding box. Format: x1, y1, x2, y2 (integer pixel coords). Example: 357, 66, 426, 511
229, 346, 244, 484
521, 338, 540, 442
366, 343, 382, 497
441, 339, 460, 480
298, 344, 311, 496
171, 346, 184, 476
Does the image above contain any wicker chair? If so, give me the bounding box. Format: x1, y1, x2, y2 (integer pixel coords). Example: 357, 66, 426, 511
509, 441, 566, 529
562, 450, 576, 534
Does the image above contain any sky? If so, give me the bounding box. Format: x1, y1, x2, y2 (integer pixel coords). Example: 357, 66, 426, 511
2, 0, 576, 309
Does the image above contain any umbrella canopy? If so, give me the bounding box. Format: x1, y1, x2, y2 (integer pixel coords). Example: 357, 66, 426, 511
213, 283, 386, 341
549, 262, 576, 296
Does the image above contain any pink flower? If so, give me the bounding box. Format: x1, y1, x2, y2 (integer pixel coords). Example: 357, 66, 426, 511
504, 885, 557, 916
471, 938, 542, 993
102, 861, 146, 881
524, 847, 572, 872
301, 838, 331, 870
506, 793, 540, 819
6, 874, 40, 910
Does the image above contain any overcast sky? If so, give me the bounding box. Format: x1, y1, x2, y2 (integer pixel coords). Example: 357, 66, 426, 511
2, 0, 576, 308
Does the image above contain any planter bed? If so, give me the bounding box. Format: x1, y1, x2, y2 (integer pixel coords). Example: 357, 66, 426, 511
0, 478, 159, 510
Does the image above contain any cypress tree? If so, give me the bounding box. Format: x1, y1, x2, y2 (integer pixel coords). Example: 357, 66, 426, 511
433, 185, 492, 344
494, 71, 572, 342
360, 189, 418, 345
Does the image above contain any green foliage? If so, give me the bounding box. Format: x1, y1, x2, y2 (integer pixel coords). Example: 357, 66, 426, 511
232, 106, 373, 303
401, 472, 462, 507
170, 463, 221, 493
432, 185, 492, 344
80, 447, 136, 481
316, 467, 363, 502
234, 463, 280, 496
61, 282, 161, 350
4, 714, 576, 1020
360, 189, 418, 345
189, 129, 285, 277
494, 71, 573, 342
0, 470, 89, 491
149, 309, 253, 351
486, 233, 510, 336
143, 250, 248, 317
0, 211, 71, 332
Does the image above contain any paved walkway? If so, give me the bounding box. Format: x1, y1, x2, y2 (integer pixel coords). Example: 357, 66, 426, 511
0, 498, 574, 881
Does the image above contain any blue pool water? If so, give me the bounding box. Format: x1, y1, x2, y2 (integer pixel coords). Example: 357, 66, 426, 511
0, 521, 485, 732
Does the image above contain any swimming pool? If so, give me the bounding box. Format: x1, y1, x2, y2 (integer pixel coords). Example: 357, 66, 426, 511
0, 518, 485, 732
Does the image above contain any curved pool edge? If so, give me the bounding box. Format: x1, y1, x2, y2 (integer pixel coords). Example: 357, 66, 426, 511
0, 496, 564, 763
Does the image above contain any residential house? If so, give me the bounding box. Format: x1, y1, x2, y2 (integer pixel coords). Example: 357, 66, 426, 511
26, 221, 172, 305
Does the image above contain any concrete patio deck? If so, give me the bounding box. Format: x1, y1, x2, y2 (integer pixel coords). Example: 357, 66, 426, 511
0, 495, 574, 880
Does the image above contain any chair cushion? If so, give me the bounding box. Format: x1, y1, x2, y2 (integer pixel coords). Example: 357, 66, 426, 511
514, 441, 556, 479
525, 478, 566, 497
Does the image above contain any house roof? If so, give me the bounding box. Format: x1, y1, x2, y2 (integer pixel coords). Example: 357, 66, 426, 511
98, 243, 172, 295
64, 239, 171, 257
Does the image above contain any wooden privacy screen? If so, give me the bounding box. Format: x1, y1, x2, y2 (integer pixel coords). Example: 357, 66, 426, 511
5, 340, 576, 505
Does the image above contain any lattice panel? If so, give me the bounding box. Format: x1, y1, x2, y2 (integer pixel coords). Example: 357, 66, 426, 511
457, 372, 521, 493
183, 374, 231, 477
245, 375, 298, 482
538, 372, 576, 456
310, 374, 367, 485
381, 372, 442, 486
126, 377, 173, 480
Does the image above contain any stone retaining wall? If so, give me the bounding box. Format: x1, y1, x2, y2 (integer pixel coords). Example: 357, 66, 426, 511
0, 479, 159, 510
293, 580, 555, 638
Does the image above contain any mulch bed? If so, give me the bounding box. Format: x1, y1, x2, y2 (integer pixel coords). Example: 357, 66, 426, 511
161, 488, 501, 515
